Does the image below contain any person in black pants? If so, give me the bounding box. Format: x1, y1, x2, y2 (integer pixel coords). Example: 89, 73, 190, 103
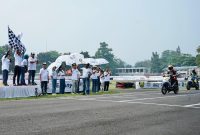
39, 63, 49, 95
104, 68, 111, 91
28, 53, 38, 85
13, 50, 23, 86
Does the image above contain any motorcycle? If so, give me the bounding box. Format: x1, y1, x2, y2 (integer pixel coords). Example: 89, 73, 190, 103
161, 74, 179, 95
186, 76, 199, 90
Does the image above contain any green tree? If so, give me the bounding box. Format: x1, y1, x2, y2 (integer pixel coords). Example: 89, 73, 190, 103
37, 51, 61, 71
95, 42, 114, 61
94, 42, 130, 75
196, 46, 200, 66
80, 51, 91, 58
0, 45, 15, 73
135, 60, 151, 68
176, 46, 181, 54
151, 52, 162, 73
160, 50, 196, 68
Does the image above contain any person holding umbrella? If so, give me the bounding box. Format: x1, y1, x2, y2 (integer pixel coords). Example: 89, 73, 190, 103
57, 66, 66, 94
50, 66, 58, 95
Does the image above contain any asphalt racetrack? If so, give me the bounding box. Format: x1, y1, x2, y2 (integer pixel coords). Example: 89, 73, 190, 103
0, 89, 200, 135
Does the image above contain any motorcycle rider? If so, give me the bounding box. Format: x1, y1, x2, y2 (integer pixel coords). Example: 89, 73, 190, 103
191, 69, 198, 83
167, 65, 178, 86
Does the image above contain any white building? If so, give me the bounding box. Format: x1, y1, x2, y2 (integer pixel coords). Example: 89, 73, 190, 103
116, 67, 150, 76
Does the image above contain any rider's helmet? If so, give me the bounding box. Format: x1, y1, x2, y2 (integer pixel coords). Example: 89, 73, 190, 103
192, 69, 196, 74
168, 65, 173, 70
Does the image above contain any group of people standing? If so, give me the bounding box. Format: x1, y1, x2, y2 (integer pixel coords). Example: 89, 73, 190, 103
49, 63, 111, 96
1, 50, 38, 86
1, 50, 111, 96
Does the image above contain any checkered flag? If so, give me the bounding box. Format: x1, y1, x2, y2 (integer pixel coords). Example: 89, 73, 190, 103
8, 27, 26, 53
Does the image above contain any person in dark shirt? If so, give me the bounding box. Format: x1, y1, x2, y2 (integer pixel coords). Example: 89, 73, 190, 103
167, 65, 178, 85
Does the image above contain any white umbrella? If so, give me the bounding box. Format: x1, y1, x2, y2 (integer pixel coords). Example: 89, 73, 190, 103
95, 58, 109, 65
82, 58, 98, 65
55, 55, 70, 63
47, 62, 62, 75
67, 53, 84, 65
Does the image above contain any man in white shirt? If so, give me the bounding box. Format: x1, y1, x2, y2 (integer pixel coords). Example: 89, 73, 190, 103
1, 51, 11, 86
50, 66, 57, 95
20, 54, 29, 85
82, 63, 92, 95
39, 63, 49, 95
104, 68, 111, 91
91, 66, 98, 93
28, 53, 38, 85
71, 63, 80, 94
13, 50, 23, 86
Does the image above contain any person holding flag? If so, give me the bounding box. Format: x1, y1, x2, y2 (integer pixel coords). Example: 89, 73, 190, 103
13, 50, 23, 86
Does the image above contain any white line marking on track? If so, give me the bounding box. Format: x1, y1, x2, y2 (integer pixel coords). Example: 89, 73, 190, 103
74, 93, 200, 109
87, 99, 200, 109
77, 92, 200, 102
184, 103, 200, 107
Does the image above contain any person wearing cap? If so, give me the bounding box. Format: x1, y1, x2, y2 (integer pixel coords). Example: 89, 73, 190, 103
71, 63, 80, 94
39, 62, 49, 95
13, 50, 23, 86
50, 66, 57, 95
28, 52, 38, 85
20, 54, 29, 85
1, 51, 11, 86
82, 63, 92, 95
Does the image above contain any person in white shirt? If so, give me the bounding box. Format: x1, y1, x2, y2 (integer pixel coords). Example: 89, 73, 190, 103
104, 68, 111, 91
39, 63, 49, 95
13, 50, 23, 86
91, 66, 98, 93
100, 70, 105, 91
20, 54, 29, 85
82, 63, 92, 95
1, 51, 11, 86
57, 66, 65, 94
28, 53, 38, 85
71, 63, 80, 94
50, 66, 57, 95
96, 66, 101, 91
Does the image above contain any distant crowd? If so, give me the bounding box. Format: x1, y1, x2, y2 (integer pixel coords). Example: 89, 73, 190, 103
1, 50, 111, 95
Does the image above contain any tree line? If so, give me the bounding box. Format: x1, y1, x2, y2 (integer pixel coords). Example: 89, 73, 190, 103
135, 46, 197, 73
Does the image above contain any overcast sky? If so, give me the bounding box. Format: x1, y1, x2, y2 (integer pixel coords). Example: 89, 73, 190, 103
0, 0, 200, 65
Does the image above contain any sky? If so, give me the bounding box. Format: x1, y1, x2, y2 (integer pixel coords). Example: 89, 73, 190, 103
0, 0, 200, 65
